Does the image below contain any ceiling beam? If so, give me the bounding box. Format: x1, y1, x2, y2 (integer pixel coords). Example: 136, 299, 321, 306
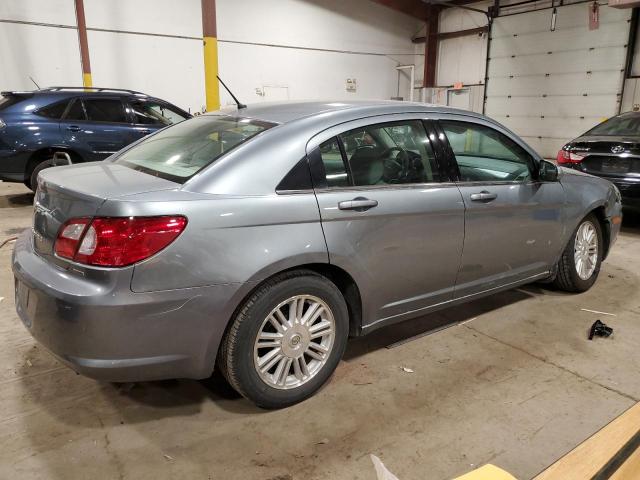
412, 25, 488, 43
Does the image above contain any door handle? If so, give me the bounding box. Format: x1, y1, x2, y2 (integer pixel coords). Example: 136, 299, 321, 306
470, 191, 498, 202
139, 128, 151, 135
66, 125, 81, 132
338, 197, 378, 211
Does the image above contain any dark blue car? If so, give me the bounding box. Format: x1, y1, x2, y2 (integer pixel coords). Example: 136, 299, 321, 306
0, 87, 191, 189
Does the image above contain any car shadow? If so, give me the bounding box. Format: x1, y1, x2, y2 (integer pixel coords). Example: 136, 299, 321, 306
14, 284, 546, 427
343, 286, 540, 361
113, 286, 544, 416
0, 191, 34, 209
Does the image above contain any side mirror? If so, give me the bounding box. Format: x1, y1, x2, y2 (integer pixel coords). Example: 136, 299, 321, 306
538, 159, 558, 182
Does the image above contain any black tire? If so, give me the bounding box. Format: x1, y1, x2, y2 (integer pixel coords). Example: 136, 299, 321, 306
218, 270, 349, 409
553, 213, 603, 293
28, 159, 56, 191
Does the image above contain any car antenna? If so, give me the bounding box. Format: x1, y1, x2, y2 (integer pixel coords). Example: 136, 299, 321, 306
217, 76, 246, 110
29, 76, 41, 89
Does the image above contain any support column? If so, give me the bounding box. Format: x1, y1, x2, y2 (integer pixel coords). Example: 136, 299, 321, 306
202, 0, 220, 111
423, 6, 440, 88
74, 0, 92, 88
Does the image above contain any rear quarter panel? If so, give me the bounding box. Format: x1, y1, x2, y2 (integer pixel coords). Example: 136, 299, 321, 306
96, 190, 327, 292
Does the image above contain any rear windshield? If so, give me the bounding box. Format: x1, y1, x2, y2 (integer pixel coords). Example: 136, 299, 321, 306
586, 114, 640, 136
113, 116, 275, 183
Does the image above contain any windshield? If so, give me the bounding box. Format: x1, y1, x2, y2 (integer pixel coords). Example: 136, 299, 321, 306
586, 114, 640, 137
114, 116, 275, 183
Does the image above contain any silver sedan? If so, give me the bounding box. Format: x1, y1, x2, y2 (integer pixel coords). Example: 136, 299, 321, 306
12, 101, 622, 408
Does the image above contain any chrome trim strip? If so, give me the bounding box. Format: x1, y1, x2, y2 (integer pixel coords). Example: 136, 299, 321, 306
313, 182, 460, 194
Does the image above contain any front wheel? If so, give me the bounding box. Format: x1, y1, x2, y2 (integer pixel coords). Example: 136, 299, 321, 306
218, 271, 349, 409
553, 213, 603, 292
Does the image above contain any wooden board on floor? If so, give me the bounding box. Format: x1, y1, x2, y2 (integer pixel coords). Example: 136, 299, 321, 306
534, 402, 640, 480
610, 446, 640, 480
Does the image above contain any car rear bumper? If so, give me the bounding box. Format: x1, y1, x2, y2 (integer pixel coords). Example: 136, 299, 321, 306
11, 229, 242, 382
567, 165, 640, 211
606, 178, 640, 211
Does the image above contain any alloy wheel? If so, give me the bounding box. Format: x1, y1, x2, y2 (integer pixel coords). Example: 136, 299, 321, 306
253, 295, 335, 390
574, 220, 598, 281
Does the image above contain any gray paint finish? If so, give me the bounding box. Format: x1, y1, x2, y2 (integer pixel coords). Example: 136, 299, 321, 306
12, 101, 622, 382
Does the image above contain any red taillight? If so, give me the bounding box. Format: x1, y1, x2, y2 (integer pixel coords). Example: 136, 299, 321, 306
54, 216, 187, 267
556, 147, 584, 165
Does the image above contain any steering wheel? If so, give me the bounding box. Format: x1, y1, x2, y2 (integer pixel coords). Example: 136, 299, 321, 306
380, 146, 405, 160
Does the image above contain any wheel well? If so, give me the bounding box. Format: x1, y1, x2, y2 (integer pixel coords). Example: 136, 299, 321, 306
231, 264, 364, 339
25, 148, 80, 179
296, 263, 363, 336
591, 206, 611, 260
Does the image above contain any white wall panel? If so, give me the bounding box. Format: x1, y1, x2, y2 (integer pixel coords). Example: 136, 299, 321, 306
88, 31, 204, 113
439, 1, 490, 33
217, 0, 422, 55
1, 0, 422, 111
0, 23, 82, 91
0, 0, 75, 25
485, 4, 631, 158
436, 1, 489, 102
437, 34, 487, 86
84, 0, 201, 38
217, 42, 401, 107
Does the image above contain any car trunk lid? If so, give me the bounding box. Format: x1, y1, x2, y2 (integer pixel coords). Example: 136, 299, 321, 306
570, 135, 640, 177
33, 162, 179, 265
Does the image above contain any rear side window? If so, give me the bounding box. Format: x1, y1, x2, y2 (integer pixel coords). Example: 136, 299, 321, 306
114, 116, 275, 183
130, 101, 187, 125
319, 138, 349, 187
36, 100, 69, 119
84, 98, 127, 123
317, 120, 440, 187
0, 95, 26, 111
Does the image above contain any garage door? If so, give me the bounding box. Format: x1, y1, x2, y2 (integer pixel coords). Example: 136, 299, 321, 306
484, 5, 631, 159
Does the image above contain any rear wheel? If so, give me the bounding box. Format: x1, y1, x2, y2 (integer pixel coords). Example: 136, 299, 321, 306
28, 159, 56, 191
553, 213, 603, 292
219, 270, 349, 409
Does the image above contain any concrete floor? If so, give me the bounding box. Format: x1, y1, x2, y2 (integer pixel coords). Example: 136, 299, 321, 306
1, 181, 639, 480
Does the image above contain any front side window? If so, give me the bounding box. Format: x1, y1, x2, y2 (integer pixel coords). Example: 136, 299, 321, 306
318, 120, 439, 187
114, 116, 274, 183
440, 120, 532, 182
84, 98, 128, 123
130, 101, 188, 126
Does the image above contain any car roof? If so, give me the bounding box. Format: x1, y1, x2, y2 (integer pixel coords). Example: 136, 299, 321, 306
0, 88, 189, 114
210, 100, 487, 125
1, 88, 156, 103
